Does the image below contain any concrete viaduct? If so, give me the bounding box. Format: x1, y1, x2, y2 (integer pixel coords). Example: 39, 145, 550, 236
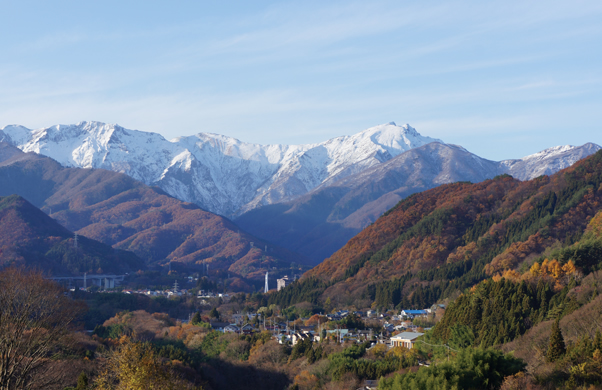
50, 274, 126, 289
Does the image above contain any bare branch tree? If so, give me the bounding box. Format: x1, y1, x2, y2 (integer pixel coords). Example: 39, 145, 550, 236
0, 268, 85, 390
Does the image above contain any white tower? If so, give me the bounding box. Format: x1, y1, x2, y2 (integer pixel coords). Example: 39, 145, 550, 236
264, 272, 269, 293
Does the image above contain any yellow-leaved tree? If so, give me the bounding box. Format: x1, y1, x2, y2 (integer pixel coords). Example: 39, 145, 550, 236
94, 336, 202, 390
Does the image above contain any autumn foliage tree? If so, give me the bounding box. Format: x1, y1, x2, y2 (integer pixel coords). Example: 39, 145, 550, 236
94, 336, 201, 390
0, 268, 85, 390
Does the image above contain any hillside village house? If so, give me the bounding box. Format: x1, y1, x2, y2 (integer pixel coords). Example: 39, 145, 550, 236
241, 324, 256, 335
390, 331, 424, 349
224, 324, 240, 333
400, 309, 427, 319
291, 331, 314, 345
210, 321, 230, 332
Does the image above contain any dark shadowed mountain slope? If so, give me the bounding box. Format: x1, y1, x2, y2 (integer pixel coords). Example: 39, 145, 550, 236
0, 194, 143, 275
236, 142, 504, 263
0, 143, 308, 280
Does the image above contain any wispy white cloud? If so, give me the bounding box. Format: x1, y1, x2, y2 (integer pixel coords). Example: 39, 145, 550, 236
1, 0, 601, 161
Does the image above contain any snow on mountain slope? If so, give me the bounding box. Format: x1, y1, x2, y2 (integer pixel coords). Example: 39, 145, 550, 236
0, 121, 441, 216
3, 120, 596, 220
499, 143, 601, 180
235, 142, 506, 264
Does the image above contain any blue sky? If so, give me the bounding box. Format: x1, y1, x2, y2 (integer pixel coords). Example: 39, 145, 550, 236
1, 1, 601, 160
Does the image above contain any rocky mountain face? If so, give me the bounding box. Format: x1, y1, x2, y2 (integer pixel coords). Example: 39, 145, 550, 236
500, 143, 601, 180
0, 121, 441, 217
0, 143, 307, 281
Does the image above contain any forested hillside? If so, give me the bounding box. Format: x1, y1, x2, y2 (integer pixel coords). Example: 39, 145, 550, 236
0, 194, 143, 274
265, 150, 602, 386
269, 150, 602, 310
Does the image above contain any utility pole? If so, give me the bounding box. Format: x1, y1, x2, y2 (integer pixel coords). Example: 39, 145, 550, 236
318, 319, 320, 342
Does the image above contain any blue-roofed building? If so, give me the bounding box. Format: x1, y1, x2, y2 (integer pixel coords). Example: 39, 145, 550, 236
400, 310, 427, 318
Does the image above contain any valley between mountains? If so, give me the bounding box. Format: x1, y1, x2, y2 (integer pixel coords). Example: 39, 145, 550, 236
2, 120, 602, 389
0, 142, 307, 290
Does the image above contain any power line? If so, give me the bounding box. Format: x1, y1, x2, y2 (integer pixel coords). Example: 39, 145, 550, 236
415, 340, 460, 363
416, 340, 460, 352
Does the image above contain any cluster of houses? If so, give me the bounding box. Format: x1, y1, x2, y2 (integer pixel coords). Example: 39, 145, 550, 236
205, 304, 444, 350
208, 318, 426, 350
109, 288, 190, 297
208, 314, 319, 345
114, 288, 231, 303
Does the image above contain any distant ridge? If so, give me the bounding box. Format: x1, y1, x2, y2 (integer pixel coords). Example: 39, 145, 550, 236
1, 121, 599, 265
500, 142, 601, 180
0, 142, 308, 281
236, 141, 601, 263
0, 194, 144, 275
0, 121, 441, 217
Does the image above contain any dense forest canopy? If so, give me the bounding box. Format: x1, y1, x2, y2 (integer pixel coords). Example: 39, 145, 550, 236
270, 150, 602, 312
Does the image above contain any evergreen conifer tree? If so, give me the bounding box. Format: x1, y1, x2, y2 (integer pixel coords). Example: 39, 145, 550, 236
209, 307, 220, 320
547, 319, 566, 362
76, 372, 88, 390
191, 311, 202, 325
594, 329, 602, 351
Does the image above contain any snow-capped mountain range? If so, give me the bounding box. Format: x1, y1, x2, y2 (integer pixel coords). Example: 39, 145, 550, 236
0, 121, 441, 216
0, 121, 599, 218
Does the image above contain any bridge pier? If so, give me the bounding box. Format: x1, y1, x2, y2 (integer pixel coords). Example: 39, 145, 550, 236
104, 277, 115, 289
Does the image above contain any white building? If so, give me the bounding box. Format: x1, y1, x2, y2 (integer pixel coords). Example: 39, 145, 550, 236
277, 276, 294, 291
390, 332, 424, 349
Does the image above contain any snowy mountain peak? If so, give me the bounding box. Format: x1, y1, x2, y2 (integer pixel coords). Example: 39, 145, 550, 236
1, 120, 443, 216
0, 124, 34, 146
1, 120, 598, 218
352, 122, 443, 159
499, 143, 601, 181
519, 144, 576, 161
